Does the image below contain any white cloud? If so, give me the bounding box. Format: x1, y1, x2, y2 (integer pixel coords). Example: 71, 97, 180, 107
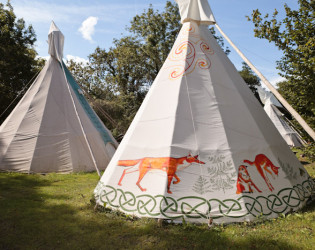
78, 16, 98, 42
35, 55, 88, 65
260, 76, 286, 89
65, 55, 89, 65
269, 76, 286, 86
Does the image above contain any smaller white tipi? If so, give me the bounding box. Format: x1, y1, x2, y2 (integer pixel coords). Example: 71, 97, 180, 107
0, 22, 118, 174
258, 87, 305, 147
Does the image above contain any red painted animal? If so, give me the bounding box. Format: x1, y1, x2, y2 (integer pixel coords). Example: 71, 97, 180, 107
236, 165, 261, 194
117, 154, 205, 194
244, 154, 280, 191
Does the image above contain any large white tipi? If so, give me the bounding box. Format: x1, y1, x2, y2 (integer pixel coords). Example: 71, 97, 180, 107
258, 87, 305, 147
94, 0, 314, 224
0, 22, 118, 174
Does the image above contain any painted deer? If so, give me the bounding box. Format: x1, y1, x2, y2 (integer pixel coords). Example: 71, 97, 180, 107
243, 154, 280, 191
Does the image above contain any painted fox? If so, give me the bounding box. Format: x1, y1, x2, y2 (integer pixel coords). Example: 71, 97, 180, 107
117, 154, 205, 194
243, 154, 280, 191
236, 165, 261, 194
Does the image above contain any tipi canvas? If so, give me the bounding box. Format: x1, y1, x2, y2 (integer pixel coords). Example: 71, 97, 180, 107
0, 22, 118, 174
94, 0, 314, 224
258, 87, 305, 147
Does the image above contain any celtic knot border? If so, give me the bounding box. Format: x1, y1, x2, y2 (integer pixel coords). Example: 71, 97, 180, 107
94, 177, 315, 221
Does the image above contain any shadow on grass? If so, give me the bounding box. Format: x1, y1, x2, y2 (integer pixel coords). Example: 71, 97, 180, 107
0, 173, 307, 249
302, 197, 315, 213
300, 161, 310, 165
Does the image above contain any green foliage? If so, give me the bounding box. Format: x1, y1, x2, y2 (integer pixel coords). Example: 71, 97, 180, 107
238, 62, 262, 102
128, 2, 182, 83
0, 1, 43, 123
247, 0, 315, 138
301, 143, 315, 162
69, 1, 230, 138
277, 79, 314, 140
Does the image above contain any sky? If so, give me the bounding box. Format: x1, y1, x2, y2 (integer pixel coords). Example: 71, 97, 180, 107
2, 0, 299, 86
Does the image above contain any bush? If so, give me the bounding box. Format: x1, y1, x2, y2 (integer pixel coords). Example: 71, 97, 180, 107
301, 143, 315, 162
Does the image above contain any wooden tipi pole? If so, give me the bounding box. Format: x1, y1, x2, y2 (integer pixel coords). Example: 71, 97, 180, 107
215, 23, 315, 141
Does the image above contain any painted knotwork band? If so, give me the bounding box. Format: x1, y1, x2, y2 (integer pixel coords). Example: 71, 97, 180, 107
94, 177, 315, 220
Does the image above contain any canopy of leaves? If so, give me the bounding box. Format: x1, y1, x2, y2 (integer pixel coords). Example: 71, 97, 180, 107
247, 0, 315, 138
238, 62, 261, 102
0, 1, 43, 123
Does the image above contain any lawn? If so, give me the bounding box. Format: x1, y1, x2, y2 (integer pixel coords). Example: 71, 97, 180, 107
0, 159, 314, 249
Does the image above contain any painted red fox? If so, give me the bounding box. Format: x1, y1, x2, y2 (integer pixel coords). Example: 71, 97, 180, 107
243, 154, 280, 191
117, 154, 205, 194
236, 165, 261, 194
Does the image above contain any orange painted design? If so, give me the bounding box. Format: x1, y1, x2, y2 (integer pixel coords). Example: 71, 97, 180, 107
236, 165, 261, 194
169, 41, 195, 79
243, 154, 280, 191
200, 41, 214, 55
167, 39, 214, 80
182, 24, 196, 36
117, 154, 205, 194
166, 23, 215, 80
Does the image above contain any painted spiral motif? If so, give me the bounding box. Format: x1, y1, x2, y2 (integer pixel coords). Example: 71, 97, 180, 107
200, 41, 214, 55
168, 39, 214, 80
197, 59, 210, 69
169, 41, 196, 79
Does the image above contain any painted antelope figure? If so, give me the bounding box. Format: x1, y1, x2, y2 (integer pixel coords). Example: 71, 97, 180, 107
243, 154, 280, 191
236, 165, 261, 194
117, 154, 205, 194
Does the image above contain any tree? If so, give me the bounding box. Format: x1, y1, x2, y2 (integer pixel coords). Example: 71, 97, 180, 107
238, 62, 261, 102
69, 1, 230, 137
0, 1, 43, 123
0, 1, 44, 123
128, 1, 182, 84
247, 0, 315, 137
87, 38, 149, 137
67, 58, 124, 138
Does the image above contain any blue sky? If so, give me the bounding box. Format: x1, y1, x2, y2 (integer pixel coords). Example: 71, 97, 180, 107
3, 0, 299, 86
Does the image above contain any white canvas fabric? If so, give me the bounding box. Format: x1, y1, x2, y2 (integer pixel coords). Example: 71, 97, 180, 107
257, 86, 282, 107
48, 21, 64, 62
94, 1, 314, 224
175, 0, 216, 25
258, 87, 304, 147
264, 99, 304, 147
0, 22, 118, 173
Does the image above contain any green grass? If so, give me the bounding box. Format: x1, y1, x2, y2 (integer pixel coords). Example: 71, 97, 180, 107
0, 160, 314, 250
